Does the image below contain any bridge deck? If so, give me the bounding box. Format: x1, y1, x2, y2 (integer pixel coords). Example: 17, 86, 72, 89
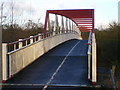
4, 39, 91, 89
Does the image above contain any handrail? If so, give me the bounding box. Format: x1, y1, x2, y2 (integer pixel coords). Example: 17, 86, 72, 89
7, 30, 77, 46
88, 30, 92, 45
91, 33, 97, 85
6, 30, 79, 53
87, 30, 97, 85
87, 30, 92, 81
7, 33, 45, 46
87, 30, 92, 54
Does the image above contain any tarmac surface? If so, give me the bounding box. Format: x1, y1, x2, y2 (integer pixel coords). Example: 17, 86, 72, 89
3, 39, 93, 90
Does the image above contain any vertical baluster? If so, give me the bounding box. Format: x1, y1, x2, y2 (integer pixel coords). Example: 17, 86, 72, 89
47, 14, 51, 36
65, 18, 68, 33
72, 22, 74, 32
30, 36, 33, 44
26, 40, 27, 46
18, 39, 23, 49
38, 34, 41, 40
69, 19, 71, 32
55, 14, 59, 34
13, 44, 16, 50
41, 34, 43, 39
61, 16, 64, 34
53, 19, 56, 36
34, 37, 36, 42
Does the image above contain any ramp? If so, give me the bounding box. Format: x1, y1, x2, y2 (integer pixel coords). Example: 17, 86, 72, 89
3, 39, 91, 89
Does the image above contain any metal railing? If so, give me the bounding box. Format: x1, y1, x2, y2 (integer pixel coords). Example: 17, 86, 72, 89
87, 30, 97, 85
87, 31, 92, 54
87, 30, 92, 81
7, 30, 78, 52
7, 32, 49, 52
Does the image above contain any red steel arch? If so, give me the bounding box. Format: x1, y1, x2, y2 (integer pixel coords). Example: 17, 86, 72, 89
44, 9, 94, 34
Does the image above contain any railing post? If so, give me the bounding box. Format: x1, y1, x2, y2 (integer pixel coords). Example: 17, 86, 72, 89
13, 44, 16, 50
55, 14, 59, 34
25, 40, 28, 46
87, 31, 92, 80
47, 14, 51, 32
2, 43, 8, 82
61, 16, 64, 33
88, 45, 91, 80
41, 34, 44, 39
73, 23, 76, 32
34, 37, 36, 42
30, 36, 33, 44
69, 19, 71, 32
53, 16, 55, 36
88, 53, 91, 80
72, 22, 74, 32
38, 34, 41, 40
92, 33, 97, 85
0, 6, 2, 88
18, 39, 23, 49
44, 11, 49, 38
65, 18, 68, 33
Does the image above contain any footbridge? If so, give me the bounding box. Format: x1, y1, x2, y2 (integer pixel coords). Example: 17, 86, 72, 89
1, 9, 98, 89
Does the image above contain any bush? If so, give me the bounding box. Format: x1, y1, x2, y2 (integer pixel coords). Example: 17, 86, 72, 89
2, 24, 44, 43
95, 22, 120, 88
95, 22, 120, 67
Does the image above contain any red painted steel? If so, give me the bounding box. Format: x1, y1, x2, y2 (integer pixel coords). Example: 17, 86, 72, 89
44, 9, 94, 33
92, 10, 95, 33
44, 12, 49, 38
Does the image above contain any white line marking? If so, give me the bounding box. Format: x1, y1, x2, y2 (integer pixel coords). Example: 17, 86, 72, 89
42, 41, 80, 90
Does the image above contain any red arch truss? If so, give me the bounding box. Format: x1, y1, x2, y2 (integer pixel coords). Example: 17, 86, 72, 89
44, 9, 94, 33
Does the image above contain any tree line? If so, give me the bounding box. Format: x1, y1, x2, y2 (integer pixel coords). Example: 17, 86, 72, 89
0, 2, 44, 43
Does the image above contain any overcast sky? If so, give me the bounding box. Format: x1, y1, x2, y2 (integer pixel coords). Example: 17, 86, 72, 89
1, 0, 119, 28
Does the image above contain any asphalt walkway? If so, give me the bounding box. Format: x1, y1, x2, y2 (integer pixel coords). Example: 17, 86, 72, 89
3, 39, 91, 90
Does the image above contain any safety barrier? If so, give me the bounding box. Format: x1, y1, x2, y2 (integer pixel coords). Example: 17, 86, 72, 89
2, 30, 81, 82
87, 30, 97, 85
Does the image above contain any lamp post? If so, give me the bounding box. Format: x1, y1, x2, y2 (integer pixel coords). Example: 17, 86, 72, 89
0, 22, 2, 90
0, 3, 6, 90
118, 1, 120, 23
0, 3, 3, 90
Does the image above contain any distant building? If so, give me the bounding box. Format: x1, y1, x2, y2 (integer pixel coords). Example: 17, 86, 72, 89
118, 1, 120, 23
